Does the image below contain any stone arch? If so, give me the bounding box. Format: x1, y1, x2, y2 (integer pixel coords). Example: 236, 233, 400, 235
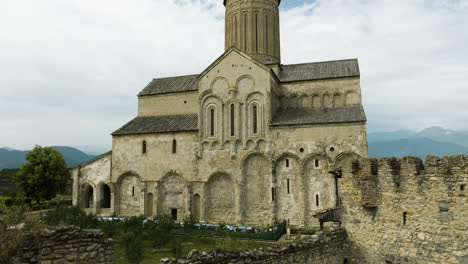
117, 172, 143, 216
333, 93, 343, 107
334, 152, 361, 169
304, 155, 334, 219
345, 91, 359, 105
205, 173, 236, 222
289, 94, 299, 109
80, 182, 95, 209
323, 93, 332, 107
300, 94, 310, 108
274, 153, 303, 225
236, 75, 255, 92
241, 153, 271, 225
201, 95, 223, 139
99, 183, 111, 209
311, 94, 321, 108
245, 92, 264, 137
157, 172, 188, 220
210, 77, 229, 93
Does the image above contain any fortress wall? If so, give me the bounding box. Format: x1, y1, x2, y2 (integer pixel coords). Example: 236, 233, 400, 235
339, 155, 468, 264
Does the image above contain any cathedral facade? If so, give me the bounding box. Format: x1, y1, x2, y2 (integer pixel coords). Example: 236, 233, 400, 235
72, 0, 368, 227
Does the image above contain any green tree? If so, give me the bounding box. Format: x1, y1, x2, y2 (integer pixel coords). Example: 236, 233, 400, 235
14, 145, 70, 203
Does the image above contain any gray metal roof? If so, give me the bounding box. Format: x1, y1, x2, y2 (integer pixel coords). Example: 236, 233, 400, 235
271, 105, 366, 126
280, 59, 360, 83
138, 74, 199, 96
112, 114, 198, 136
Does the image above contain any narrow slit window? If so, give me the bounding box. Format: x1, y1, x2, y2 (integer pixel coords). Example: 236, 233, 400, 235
142, 140, 147, 154
272, 188, 276, 201
253, 105, 258, 134
230, 104, 235, 137
315, 159, 320, 168
234, 16, 238, 46
286, 159, 289, 168
316, 194, 319, 207
132, 186, 135, 197
210, 108, 215, 136
403, 212, 407, 225
244, 13, 247, 50
255, 13, 258, 52
172, 139, 177, 153
287, 178, 290, 194
265, 15, 269, 53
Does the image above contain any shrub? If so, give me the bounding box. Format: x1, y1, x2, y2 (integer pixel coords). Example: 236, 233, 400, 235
124, 231, 144, 264
0, 201, 44, 263
123, 215, 146, 235
146, 215, 175, 249
42, 204, 98, 228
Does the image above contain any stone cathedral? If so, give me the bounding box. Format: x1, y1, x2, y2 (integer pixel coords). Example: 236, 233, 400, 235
72, 0, 368, 227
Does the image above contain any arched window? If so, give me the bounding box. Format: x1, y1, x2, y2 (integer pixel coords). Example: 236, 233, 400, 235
101, 184, 111, 209
142, 140, 147, 154
253, 105, 258, 134
85, 185, 94, 208
230, 104, 235, 137
210, 108, 215, 136
172, 139, 177, 153
286, 159, 289, 168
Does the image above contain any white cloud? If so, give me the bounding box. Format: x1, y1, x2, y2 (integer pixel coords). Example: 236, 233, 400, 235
0, 0, 467, 151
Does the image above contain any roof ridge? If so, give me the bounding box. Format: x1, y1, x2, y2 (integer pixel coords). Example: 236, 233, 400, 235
152, 74, 199, 81
282, 58, 358, 67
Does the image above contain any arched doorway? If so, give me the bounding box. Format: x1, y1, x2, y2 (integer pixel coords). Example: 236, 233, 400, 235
157, 173, 188, 220
147, 193, 154, 218
101, 184, 111, 209
193, 194, 201, 221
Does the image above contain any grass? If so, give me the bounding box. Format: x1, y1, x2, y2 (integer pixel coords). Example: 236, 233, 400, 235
112, 232, 275, 264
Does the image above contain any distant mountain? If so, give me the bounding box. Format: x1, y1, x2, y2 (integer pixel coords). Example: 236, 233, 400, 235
369, 126, 468, 147
416, 126, 468, 147
367, 130, 415, 142
369, 138, 468, 158
0, 146, 97, 169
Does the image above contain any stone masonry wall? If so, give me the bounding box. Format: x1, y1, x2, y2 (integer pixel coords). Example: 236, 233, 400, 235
339, 155, 468, 264
161, 227, 355, 264
16, 227, 114, 264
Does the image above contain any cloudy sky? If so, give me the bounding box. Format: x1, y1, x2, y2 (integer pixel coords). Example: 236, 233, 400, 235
1, 0, 467, 153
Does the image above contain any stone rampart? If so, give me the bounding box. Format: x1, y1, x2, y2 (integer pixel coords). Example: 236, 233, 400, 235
161, 227, 356, 264
16, 226, 114, 264
340, 155, 468, 264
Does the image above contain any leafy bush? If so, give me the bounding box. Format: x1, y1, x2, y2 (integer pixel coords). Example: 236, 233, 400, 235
0, 201, 44, 263
123, 215, 146, 234
42, 204, 98, 228
146, 215, 175, 249
124, 231, 144, 264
